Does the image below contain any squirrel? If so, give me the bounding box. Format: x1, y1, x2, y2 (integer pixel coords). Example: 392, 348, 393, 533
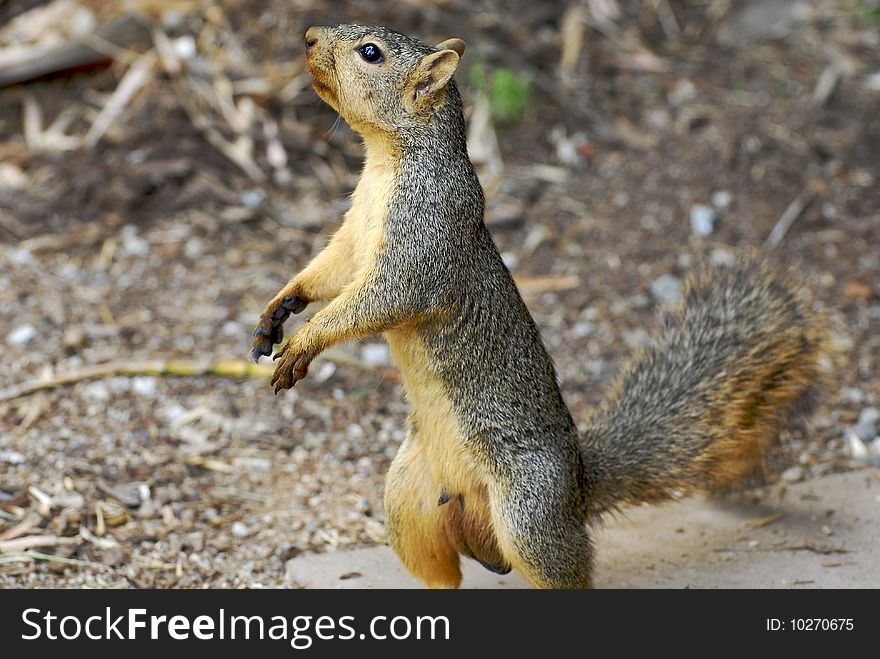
251, 24, 829, 588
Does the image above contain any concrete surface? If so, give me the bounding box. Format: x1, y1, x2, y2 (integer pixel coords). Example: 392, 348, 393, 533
286, 470, 879, 588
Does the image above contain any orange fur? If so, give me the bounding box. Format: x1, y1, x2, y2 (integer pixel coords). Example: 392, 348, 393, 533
384, 328, 502, 580
384, 433, 462, 588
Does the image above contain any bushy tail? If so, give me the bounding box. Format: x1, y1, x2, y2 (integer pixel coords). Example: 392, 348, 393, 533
579, 256, 830, 517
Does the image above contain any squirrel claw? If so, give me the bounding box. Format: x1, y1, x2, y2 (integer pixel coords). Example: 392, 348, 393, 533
250, 331, 277, 363
270, 339, 313, 392
251, 293, 309, 364
473, 557, 512, 576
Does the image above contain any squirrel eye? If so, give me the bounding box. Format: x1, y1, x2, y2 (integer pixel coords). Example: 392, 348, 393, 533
358, 43, 384, 64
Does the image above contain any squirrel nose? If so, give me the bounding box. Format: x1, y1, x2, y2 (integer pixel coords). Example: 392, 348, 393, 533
305, 36, 317, 53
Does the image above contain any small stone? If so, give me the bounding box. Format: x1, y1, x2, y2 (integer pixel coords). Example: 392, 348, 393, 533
131, 376, 158, 398
184, 237, 205, 258
231, 521, 251, 538
240, 189, 266, 209
172, 35, 197, 60
689, 204, 717, 236
201, 508, 219, 523
781, 466, 804, 483
549, 127, 591, 168
711, 190, 733, 211
571, 322, 594, 339
312, 362, 337, 383
63, 326, 86, 349
840, 387, 864, 405
846, 429, 874, 465
361, 343, 389, 367
668, 79, 697, 106
650, 274, 682, 306
846, 428, 880, 467
0, 163, 28, 188
865, 71, 880, 92
185, 531, 206, 552
160, 403, 188, 424
189, 552, 211, 572
120, 225, 149, 257
7, 247, 33, 264
644, 108, 670, 131
581, 307, 599, 321
6, 324, 36, 346
852, 407, 879, 442
0, 450, 25, 465
820, 525, 833, 537
82, 381, 111, 401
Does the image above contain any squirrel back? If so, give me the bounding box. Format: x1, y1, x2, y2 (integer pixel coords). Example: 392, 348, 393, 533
255, 24, 831, 588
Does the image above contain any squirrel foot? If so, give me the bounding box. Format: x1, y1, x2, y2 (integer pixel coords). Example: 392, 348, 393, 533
270, 335, 316, 393
251, 292, 309, 362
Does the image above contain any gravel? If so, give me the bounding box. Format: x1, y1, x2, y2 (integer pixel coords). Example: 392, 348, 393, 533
852, 407, 879, 442
689, 203, 717, 236
6, 325, 36, 346
650, 274, 683, 306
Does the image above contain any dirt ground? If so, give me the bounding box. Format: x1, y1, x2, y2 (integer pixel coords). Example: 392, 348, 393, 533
287, 470, 880, 588
0, 0, 878, 588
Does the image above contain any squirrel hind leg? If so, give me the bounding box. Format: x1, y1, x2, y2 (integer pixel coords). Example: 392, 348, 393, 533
488, 469, 594, 589
384, 435, 462, 589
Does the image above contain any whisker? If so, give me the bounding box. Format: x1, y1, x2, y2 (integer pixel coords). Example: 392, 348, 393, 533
327, 114, 343, 142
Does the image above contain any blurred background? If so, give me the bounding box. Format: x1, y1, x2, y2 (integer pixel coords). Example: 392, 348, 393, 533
0, 0, 878, 587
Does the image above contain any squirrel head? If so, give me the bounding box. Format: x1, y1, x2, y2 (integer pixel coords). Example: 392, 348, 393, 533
304, 24, 466, 143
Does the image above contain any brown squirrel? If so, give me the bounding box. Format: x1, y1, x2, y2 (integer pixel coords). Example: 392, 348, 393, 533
251, 24, 829, 588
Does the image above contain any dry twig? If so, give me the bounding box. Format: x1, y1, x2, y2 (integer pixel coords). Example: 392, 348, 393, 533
0, 534, 79, 553
765, 184, 817, 248
84, 49, 157, 147
0, 359, 274, 402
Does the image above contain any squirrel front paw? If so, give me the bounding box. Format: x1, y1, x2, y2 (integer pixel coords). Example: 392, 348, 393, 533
251, 292, 310, 362
270, 335, 316, 393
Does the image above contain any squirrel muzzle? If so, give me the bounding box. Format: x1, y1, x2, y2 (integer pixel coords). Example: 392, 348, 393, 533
303, 26, 339, 109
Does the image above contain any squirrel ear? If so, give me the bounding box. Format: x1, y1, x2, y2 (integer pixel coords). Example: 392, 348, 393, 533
406, 49, 461, 111
435, 38, 466, 58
